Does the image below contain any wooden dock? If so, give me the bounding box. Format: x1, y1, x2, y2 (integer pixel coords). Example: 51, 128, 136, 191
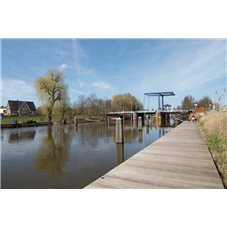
85, 121, 224, 189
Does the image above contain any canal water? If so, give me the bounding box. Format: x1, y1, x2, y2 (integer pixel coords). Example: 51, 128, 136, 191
1, 121, 176, 189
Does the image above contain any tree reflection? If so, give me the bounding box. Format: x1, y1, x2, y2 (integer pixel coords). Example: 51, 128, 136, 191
111, 126, 138, 143
36, 126, 74, 176
78, 122, 113, 149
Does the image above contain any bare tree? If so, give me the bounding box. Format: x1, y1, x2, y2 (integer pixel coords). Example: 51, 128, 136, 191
75, 95, 87, 115
198, 96, 212, 111
181, 95, 195, 110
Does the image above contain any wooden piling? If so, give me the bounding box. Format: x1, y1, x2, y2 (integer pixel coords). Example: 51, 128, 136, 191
138, 116, 142, 131
107, 116, 110, 127
122, 116, 125, 126
116, 117, 124, 143
133, 111, 137, 122
145, 115, 149, 126
74, 116, 78, 125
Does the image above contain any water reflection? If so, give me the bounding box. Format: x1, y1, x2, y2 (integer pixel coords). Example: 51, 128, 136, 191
111, 126, 138, 143
78, 123, 109, 148
36, 126, 74, 176
8, 130, 36, 143
1, 120, 177, 189
116, 143, 124, 164
132, 120, 137, 129
158, 128, 165, 138
146, 126, 149, 134
138, 130, 143, 144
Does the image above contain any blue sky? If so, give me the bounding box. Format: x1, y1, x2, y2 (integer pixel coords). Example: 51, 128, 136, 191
0, 39, 226, 109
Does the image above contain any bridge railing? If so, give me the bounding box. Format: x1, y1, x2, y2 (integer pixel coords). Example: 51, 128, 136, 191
107, 110, 186, 115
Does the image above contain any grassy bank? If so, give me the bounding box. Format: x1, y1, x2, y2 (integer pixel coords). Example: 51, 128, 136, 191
198, 112, 227, 187
0, 114, 105, 125
0, 115, 47, 124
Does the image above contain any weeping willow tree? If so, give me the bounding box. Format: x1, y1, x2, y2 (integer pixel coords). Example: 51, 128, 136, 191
53, 88, 70, 122
35, 69, 68, 123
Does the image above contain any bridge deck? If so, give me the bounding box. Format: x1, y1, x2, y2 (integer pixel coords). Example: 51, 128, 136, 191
107, 110, 184, 116
85, 121, 224, 189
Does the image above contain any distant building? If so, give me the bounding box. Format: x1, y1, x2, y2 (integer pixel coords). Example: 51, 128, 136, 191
222, 105, 227, 112
195, 107, 205, 113
0, 106, 6, 115
5, 100, 36, 116
194, 106, 205, 118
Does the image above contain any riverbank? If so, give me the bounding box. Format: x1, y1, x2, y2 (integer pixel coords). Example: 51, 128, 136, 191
198, 111, 227, 188
0, 119, 106, 129
0, 114, 106, 128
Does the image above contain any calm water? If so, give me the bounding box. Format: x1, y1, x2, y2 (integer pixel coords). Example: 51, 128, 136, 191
1, 121, 175, 189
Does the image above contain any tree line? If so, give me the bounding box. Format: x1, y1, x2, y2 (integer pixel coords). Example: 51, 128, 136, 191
181, 95, 214, 111
35, 69, 221, 123
35, 70, 143, 123
74, 93, 143, 115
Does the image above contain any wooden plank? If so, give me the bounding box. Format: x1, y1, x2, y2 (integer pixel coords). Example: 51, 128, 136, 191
84, 121, 224, 189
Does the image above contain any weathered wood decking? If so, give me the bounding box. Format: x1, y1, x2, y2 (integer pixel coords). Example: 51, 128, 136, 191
85, 121, 224, 189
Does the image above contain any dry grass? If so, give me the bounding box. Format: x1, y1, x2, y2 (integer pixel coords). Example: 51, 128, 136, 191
199, 111, 227, 187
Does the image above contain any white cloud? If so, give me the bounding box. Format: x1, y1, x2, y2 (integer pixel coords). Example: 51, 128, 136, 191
58, 63, 68, 70
135, 40, 226, 94
80, 66, 95, 76
77, 79, 84, 88
73, 39, 85, 76
72, 39, 95, 76
0, 79, 38, 105
92, 81, 110, 89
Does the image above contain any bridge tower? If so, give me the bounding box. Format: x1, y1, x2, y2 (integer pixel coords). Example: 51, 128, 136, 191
144, 91, 175, 111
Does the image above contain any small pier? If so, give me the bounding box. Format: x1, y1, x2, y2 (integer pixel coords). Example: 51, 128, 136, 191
85, 121, 224, 189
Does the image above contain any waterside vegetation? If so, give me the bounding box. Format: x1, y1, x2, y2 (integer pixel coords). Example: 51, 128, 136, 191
199, 111, 227, 187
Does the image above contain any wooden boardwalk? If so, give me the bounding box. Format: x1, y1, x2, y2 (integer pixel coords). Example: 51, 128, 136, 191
85, 121, 224, 189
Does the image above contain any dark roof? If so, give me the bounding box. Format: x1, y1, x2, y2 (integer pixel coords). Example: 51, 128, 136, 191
144, 92, 175, 96
8, 100, 36, 112
8, 100, 20, 112
25, 101, 36, 112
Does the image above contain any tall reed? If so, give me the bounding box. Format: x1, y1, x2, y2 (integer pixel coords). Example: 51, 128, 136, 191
199, 111, 227, 187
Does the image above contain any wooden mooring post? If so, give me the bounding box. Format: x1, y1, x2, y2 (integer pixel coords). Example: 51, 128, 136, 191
74, 116, 78, 131
74, 116, 78, 125
116, 117, 124, 143
138, 116, 142, 131
133, 111, 137, 122
107, 116, 110, 127
145, 114, 149, 126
